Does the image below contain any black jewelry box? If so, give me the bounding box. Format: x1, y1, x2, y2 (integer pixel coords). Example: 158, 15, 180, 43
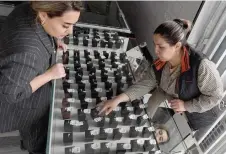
63, 132, 73, 145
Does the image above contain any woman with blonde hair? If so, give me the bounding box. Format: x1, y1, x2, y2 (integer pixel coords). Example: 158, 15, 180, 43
0, 1, 82, 153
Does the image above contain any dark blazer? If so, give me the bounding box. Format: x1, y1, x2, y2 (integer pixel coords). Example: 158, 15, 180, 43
0, 3, 56, 133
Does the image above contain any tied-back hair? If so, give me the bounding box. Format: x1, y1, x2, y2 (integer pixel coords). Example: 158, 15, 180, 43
154, 19, 192, 48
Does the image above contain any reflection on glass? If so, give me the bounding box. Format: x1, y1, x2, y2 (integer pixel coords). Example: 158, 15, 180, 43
79, 1, 128, 29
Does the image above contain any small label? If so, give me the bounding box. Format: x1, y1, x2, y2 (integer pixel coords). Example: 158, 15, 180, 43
129, 114, 136, 119
105, 118, 110, 122
106, 143, 113, 148
107, 79, 114, 83
66, 107, 73, 111
149, 139, 157, 145
70, 120, 79, 125
105, 67, 111, 71
101, 97, 107, 101
155, 150, 161, 154
104, 128, 113, 134
115, 117, 123, 122
127, 107, 133, 111
115, 62, 120, 65
95, 88, 102, 92
123, 144, 131, 149
91, 129, 99, 135
122, 76, 126, 81
135, 127, 143, 132
143, 114, 148, 119
94, 117, 102, 122
137, 139, 144, 145
113, 107, 121, 111
66, 79, 74, 83
68, 89, 76, 93
91, 143, 100, 149
72, 147, 81, 153
67, 98, 76, 102
139, 104, 145, 108
119, 128, 127, 133
81, 80, 89, 84
85, 98, 92, 103
101, 56, 106, 59
84, 109, 91, 114
77, 121, 83, 126
148, 127, 155, 132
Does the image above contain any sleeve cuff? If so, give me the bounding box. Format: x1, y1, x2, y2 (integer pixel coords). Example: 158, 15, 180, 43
124, 90, 138, 102
184, 100, 199, 113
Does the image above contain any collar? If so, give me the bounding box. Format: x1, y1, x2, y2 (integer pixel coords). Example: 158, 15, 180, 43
154, 46, 190, 73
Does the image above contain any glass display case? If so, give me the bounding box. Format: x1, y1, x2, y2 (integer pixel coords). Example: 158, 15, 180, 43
46, 24, 161, 154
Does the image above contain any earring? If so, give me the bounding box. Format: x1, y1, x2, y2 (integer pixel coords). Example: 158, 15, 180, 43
41, 19, 46, 26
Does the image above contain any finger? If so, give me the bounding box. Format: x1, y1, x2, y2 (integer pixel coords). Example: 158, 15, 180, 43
99, 106, 108, 115
105, 107, 113, 115
170, 99, 178, 103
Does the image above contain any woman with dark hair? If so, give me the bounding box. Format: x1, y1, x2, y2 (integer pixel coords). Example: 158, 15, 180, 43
0, 1, 82, 153
99, 19, 224, 131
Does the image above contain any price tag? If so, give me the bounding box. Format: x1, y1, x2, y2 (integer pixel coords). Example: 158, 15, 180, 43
100, 97, 107, 101
70, 120, 79, 125
66, 107, 73, 111
115, 117, 123, 122
85, 98, 92, 103
137, 139, 144, 145
105, 67, 111, 71
129, 114, 136, 119
67, 98, 76, 102
91, 143, 100, 149
81, 80, 89, 84
113, 106, 121, 111
155, 150, 161, 154
135, 127, 143, 132
115, 56, 120, 60
95, 88, 103, 92
105, 118, 110, 122
123, 144, 131, 150
143, 114, 149, 119
101, 56, 106, 59
91, 129, 99, 135
107, 79, 114, 83
68, 89, 76, 93
139, 104, 145, 108
77, 121, 83, 126
119, 128, 127, 133
72, 147, 80, 153
149, 139, 157, 145
148, 127, 155, 132
94, 117, 102, 122
106, 143, 113, 148
83, 109, 91, 114
127, 107, 133, 111
104, 128, 113, 134
66, 79, 74, 83
122, 76, 126, 81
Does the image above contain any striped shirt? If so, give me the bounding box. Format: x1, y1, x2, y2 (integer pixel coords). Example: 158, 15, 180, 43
0, 3, 55, 132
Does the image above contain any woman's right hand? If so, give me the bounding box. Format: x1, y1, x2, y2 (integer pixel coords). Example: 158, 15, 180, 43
46, 63, 66, 80
98, 98, 121, 116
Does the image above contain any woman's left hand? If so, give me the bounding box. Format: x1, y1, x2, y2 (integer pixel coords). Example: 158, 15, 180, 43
57, 39, 67, 52
169, 99, 186, 113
